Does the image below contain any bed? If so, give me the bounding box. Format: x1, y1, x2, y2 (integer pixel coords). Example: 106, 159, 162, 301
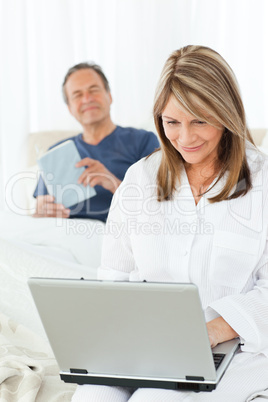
0, 128, 268, 400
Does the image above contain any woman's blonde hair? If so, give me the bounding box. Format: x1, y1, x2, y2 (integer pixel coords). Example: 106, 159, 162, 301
153, 45, 254, 202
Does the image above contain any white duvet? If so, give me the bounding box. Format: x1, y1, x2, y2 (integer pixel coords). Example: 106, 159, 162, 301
0, 211, 105, 337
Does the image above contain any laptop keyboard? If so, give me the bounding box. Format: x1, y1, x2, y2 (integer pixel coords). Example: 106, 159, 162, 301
213, 353, 225, 370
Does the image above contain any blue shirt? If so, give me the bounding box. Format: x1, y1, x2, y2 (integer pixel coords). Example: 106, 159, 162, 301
33, 126, 159, 222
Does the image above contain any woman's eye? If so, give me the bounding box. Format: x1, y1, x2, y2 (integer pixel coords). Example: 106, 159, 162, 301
195, 121, 206, 125
166, 121, 177, 126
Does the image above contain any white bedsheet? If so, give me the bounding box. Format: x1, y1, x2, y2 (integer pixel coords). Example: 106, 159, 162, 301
0, 211, 105, 267
0, 211, 105, 337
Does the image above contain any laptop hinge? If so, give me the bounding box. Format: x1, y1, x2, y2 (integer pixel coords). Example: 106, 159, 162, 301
185, 376, 204, 381
70, 368, 88, 374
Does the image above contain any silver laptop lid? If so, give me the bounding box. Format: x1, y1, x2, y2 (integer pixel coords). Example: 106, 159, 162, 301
28, 279, 217, 382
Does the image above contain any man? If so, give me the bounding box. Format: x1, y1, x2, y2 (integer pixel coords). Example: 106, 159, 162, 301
33, 62, 159, 222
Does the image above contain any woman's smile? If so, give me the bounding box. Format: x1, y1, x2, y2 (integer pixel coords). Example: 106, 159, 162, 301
180, 143, 205, 152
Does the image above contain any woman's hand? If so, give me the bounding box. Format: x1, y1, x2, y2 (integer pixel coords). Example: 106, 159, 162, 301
206, 316, 238, 348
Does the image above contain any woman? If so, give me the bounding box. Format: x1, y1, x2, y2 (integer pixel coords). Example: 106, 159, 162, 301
72, 46, 268, 401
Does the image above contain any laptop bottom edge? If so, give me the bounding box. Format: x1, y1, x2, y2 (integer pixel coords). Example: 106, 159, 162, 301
60, 373, 216, 392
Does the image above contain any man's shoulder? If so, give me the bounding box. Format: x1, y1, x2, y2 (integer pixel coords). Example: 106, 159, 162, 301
115, 125, 156, 138
114, 126, 159, 153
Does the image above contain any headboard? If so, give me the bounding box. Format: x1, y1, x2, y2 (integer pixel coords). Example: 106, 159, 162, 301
250, 128, 267, 146
27, 130, 79, 167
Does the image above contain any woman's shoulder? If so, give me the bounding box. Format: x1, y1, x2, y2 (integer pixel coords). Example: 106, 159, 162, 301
246, 142, 268, 200
123, 150, 162, 184
246, 141, 268, 173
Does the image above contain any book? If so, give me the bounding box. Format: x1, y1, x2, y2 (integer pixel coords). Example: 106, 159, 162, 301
37, 140, 96, 208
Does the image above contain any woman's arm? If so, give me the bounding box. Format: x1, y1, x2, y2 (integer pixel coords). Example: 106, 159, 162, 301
207, 316, 238, 348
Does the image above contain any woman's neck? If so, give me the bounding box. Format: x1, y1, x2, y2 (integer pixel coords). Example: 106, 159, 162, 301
184, 161, 220, 205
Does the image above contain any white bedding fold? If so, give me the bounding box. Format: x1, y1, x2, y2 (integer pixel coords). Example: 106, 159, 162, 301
0, 312, 76, 401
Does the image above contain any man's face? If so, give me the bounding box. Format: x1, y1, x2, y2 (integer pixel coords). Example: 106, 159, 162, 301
65, 68, 112, 127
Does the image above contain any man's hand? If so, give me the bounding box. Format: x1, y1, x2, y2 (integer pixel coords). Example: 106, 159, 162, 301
33, 195, 70, 218
76, 157, 121, 194
206, 316, 238, 348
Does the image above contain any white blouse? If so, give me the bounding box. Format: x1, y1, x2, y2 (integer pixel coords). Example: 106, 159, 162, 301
99, 143, 268, 357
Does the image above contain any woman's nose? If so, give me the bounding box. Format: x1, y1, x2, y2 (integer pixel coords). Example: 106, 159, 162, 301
177, 125, 193, 145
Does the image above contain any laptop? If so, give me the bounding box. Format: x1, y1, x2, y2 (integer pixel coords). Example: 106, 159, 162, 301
28, 278, 240, 392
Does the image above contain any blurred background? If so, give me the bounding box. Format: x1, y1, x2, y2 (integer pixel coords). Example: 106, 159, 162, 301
0, 0, 268, 209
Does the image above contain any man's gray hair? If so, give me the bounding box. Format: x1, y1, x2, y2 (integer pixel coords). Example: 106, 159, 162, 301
62, 62, 111, 104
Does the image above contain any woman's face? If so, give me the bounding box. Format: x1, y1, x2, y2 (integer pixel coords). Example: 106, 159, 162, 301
162, 97, 224, 169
